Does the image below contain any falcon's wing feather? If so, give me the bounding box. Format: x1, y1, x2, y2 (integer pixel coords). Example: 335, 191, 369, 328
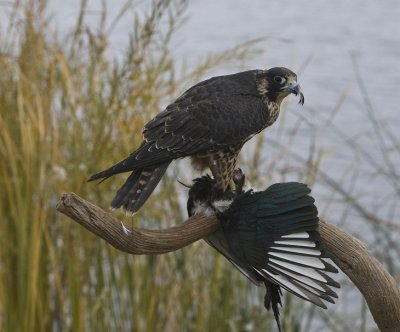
89, 70, 267, 180
143, 70, 269, 153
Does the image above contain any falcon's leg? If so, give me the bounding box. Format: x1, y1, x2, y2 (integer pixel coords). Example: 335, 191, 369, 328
208, 150, 239, 195
232, 168, 245, 194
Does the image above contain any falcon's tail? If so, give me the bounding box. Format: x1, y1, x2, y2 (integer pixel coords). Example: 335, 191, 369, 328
264, 281, 283, 332
88, 157, 135, 182
110, 161, 170, 213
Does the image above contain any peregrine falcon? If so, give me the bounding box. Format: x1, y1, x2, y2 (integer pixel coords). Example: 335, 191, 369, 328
187, 172, 339, 332
89, 67, 304, 213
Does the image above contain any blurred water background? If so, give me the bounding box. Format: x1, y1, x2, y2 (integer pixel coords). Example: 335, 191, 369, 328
1, 0, 399, 331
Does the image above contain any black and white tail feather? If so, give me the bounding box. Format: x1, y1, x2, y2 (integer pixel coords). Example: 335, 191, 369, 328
187, 175, 339, 332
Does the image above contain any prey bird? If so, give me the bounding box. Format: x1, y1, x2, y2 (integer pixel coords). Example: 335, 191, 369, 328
187, 171, 339, 332
89, 67, 304, 213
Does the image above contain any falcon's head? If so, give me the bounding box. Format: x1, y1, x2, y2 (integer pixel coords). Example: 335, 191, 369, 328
257, 67, 304, 105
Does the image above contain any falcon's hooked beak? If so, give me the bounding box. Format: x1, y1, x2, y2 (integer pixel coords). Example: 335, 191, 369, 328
282, 79, 305, 105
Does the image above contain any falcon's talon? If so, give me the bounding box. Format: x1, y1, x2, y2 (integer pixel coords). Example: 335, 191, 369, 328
232, 168, 246, 195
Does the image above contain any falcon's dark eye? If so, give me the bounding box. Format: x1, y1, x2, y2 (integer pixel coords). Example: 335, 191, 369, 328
274, 76, 284, 84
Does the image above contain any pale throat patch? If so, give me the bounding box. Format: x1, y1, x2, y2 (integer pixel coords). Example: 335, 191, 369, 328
275, 91, 290, 105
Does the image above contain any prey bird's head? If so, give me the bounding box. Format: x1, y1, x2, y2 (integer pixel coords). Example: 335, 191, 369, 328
256, 67, 304, 106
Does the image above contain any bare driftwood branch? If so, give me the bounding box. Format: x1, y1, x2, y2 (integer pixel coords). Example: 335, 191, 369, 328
56, 192, 400, 332
319, 222, 400, 332
56, 192, 219, 254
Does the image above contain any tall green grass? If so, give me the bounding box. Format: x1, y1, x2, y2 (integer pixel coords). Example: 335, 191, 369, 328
0, 1, 398, 332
